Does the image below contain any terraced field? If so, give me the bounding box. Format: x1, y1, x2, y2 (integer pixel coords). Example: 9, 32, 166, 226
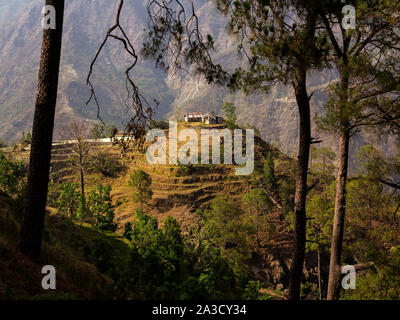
1, 128, 283, 232
110, 150, 250, 229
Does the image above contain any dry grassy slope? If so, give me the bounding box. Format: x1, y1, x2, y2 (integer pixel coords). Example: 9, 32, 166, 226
0, 191, 126, 300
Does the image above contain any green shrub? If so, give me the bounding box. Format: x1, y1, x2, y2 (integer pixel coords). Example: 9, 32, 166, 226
86, 185, 117, 232
128, 170, 153, 211
56, 182, 81, 219
0, 152, 25, 195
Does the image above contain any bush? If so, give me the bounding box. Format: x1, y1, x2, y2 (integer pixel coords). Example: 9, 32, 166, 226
123, 222, 133, 241
242, 281, 261, 300
0, 152, 25, 195
150, 120, 169, 130
19, 131, 32, 145
129, 211, 184, 298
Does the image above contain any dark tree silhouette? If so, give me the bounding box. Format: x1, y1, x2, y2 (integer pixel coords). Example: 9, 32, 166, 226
19, 0, 65, 260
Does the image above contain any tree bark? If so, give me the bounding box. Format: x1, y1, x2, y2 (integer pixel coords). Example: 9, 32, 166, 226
288, 67, 312, 300
327, 129, 350, 300
80, 165, 86, 213
19, 0, 65, 261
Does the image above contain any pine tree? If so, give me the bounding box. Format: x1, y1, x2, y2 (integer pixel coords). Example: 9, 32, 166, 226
316, 0, 400, 299
129, 170, 153, 212
19, 0, 65, 260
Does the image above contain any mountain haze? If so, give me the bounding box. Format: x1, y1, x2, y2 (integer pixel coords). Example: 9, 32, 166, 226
0, 0, 384, 158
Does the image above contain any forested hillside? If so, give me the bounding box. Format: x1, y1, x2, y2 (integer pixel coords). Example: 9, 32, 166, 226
1, 0, 400, 303
1, 122, 399, 300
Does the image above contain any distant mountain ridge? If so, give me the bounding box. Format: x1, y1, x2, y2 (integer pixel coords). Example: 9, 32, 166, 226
0, 0, 389, 160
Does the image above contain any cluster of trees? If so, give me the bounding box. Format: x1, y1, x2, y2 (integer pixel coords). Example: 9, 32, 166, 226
56, 182, 117, 232
119, 204, 269, 299
90, 123, 117, 140
277, 143, 400, 299
17, 0, 400, 300
52, 167, 154, 233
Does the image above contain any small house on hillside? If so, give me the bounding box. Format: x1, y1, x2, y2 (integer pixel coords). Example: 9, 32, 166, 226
184, 112, 203, 122
202, 113, 225, 125
183, 112, 225, 125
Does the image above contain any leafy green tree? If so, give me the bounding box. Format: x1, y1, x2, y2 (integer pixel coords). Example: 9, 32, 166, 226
185, 229, 245, 299
222, 102, 237, 129
60, 121, 92, 214
310, 147, 336, 188
103, 124, 117, 139
197, 197, 254, 276
343, 247, 400, 300
213, 1, 328, 299
306, 183, 335, 299
86, 185, 117, 232
263, 152, 276, 188
243, 188, 274, 252
306, 147, 336, 299
242, 281, 263, 300
56, 182, 81, 219
128, 170, 153, 211
163, 216, 184, 264
319, 146, 400, 300
129, 210, 184, 298
279, 179, 295, 217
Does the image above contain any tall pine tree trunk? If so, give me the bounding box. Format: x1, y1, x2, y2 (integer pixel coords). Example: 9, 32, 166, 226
287, 8, 317, 299
288, 67, 311, 300
327, 129, 350, 299
19, 0, 65, 261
